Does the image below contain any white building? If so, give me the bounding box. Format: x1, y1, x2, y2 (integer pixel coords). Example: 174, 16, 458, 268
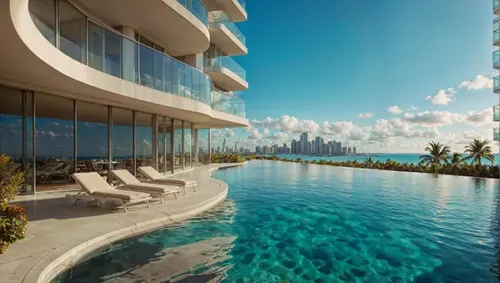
0, 0, 249, 193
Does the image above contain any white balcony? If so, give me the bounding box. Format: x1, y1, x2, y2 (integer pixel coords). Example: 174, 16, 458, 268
209, 11, 247, 55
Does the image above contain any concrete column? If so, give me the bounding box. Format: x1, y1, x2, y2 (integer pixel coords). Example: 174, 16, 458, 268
194, 128, 199, 166
183, 53, 204, 70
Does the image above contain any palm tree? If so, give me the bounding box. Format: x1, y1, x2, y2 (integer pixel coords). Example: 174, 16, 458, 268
419, 141, 451, 168
463, 139, 495, 166
364, 157, 374, 169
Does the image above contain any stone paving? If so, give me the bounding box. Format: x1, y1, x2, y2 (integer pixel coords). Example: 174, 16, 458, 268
0, 163, 242, 283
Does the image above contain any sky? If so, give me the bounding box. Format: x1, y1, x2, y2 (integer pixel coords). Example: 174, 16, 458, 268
215, 0, 500, 153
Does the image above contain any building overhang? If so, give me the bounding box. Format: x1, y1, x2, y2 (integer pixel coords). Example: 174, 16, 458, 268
0, 0, 247, 128
205, 67, 249, 91
72, 0, 210, 57
209, 24, 247, 56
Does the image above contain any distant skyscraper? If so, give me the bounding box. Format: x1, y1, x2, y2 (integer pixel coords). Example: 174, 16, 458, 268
300, 132, 309, 155
222, 138, 226, 153
342, 146, 347, 155
353, 147, 357, 154
315, 136, 323, 155
336, 142, 342, 154
348, 147, 352, 155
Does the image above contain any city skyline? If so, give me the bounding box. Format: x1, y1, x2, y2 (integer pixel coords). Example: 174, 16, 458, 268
221, 0, 499, 154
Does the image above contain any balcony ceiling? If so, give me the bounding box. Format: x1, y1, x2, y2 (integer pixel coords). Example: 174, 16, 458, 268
203, 0, 247, 22
73, 0, 210, 56
209, 24, 247, 56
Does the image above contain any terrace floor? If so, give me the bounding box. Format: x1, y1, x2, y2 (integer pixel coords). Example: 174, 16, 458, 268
0, 163, 243, 283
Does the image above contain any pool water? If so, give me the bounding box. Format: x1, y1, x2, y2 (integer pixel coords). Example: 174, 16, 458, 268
52, 161, 500, 282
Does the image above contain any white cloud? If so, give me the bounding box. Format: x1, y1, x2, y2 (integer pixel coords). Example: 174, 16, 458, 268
425, 88, 455, 105
458, 74, 493, 91
464, 108, 493, 127
402, 111, 463, 127
387, 106, 403, 114
358, 112, 373, 119
407, 105, 418, 111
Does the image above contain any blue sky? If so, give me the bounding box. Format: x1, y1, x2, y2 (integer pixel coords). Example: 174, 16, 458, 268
216, 0, 500, 153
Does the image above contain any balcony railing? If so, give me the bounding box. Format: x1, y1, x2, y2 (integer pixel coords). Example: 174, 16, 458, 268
177, 0, 208, 25
87, 21, 212, 104
208, 11, 246, 45
494, 128, 500, 141
205, 46, 246, 80
494, 51, 500, 69
211, 89, 246, 117
494, 105, 500, 122
495, 18, 500, 44
495, 0, 500, 12
495, 76, 500, 92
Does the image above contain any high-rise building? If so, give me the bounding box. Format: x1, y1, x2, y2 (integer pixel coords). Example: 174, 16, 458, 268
336, 142, 342, 154
315, 136, 323, 155
0, 0, 249, 192
493, 5, 500, 149
353, 147, 357, 154
291, 139, 298, 154
255, 146, 261, 154
222, 139, 227, 153
342, 147, 347, 155
300, 132, 309, 155
348, 147, 352, 155
327, 141, 333, 155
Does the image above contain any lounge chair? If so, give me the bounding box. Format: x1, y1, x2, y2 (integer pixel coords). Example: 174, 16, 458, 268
138, 166, 197, 195
111, 170, 181, 203
71, 172, 151, 212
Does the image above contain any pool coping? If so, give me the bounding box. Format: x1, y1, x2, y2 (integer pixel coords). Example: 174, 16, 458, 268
11, 163, 244, 283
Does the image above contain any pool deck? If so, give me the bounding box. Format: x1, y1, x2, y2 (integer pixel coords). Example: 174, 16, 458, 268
0, 163, 243, 283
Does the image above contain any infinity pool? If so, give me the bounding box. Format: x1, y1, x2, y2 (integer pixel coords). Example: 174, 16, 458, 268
52, 161, 500, 282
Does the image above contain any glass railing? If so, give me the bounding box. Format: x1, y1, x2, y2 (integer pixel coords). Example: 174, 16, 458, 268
495, 76, 500, 92
494, 50, 500, 68
205, 56, 246, 81
87, 21, 211, 105
495, 18, 500, 44
208, 11, 246, 45
211, 89, 246, 117
495, 0, 500, 11
494, 128, 500, 141
494, 105, 500, 122
177, 0, 208, 25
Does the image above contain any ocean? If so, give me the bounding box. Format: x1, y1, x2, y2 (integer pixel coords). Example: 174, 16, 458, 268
276, 153, 500, 165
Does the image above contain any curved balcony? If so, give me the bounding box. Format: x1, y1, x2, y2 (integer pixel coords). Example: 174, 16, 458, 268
204, 46, 248, 91
494, 50, 500, 69
0, 0, 248, 128
204, 0, 247, 22
211, 89, 246, 117
208, 11, 247, 55
494, 128, 500, 141
72, 0, 210, 56
494, 105, 500, 122
495, 76, 500, 94
495, 0, 500, 16
495, 18, 500, 46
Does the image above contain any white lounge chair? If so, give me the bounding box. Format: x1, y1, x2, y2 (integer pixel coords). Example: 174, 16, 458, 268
138, 166, 197, 195
111, 170, 181, 203
71, 172, 151, 212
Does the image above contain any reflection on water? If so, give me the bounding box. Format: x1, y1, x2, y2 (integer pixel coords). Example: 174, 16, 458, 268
53, 161, 500, 282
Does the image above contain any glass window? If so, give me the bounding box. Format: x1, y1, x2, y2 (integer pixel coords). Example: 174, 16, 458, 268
77, 102, 108, 176
197, 129, 210, 164
136, 112, 153, 176
29, 0, 56, 46
35, 94, 75, 187
179, 64, 186, 97
59, 0, 86, 63
192, 71, 200, 101
185, 67, 192, 99
122, 37, 138, 83
104, 30, 122, 78
200, 74, 210, 104
164, 56, 172, 94
112, 108, 133, 174
174, 120, 183, 171
157, 117, 166, 174
184, 122, 192, 168
88, 22, 104, 71
154, 51, 165, 92
165, 118, 173, 173
140, 45, 154, 88
138, 35, 154, 48
172, 60, 182, 96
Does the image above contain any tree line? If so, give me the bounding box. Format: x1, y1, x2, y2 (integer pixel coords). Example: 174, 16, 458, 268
211, 139, 499, 179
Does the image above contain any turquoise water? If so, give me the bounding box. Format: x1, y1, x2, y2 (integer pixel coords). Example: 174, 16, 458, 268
53, 161, 500, 282
277, 153, 500, 165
